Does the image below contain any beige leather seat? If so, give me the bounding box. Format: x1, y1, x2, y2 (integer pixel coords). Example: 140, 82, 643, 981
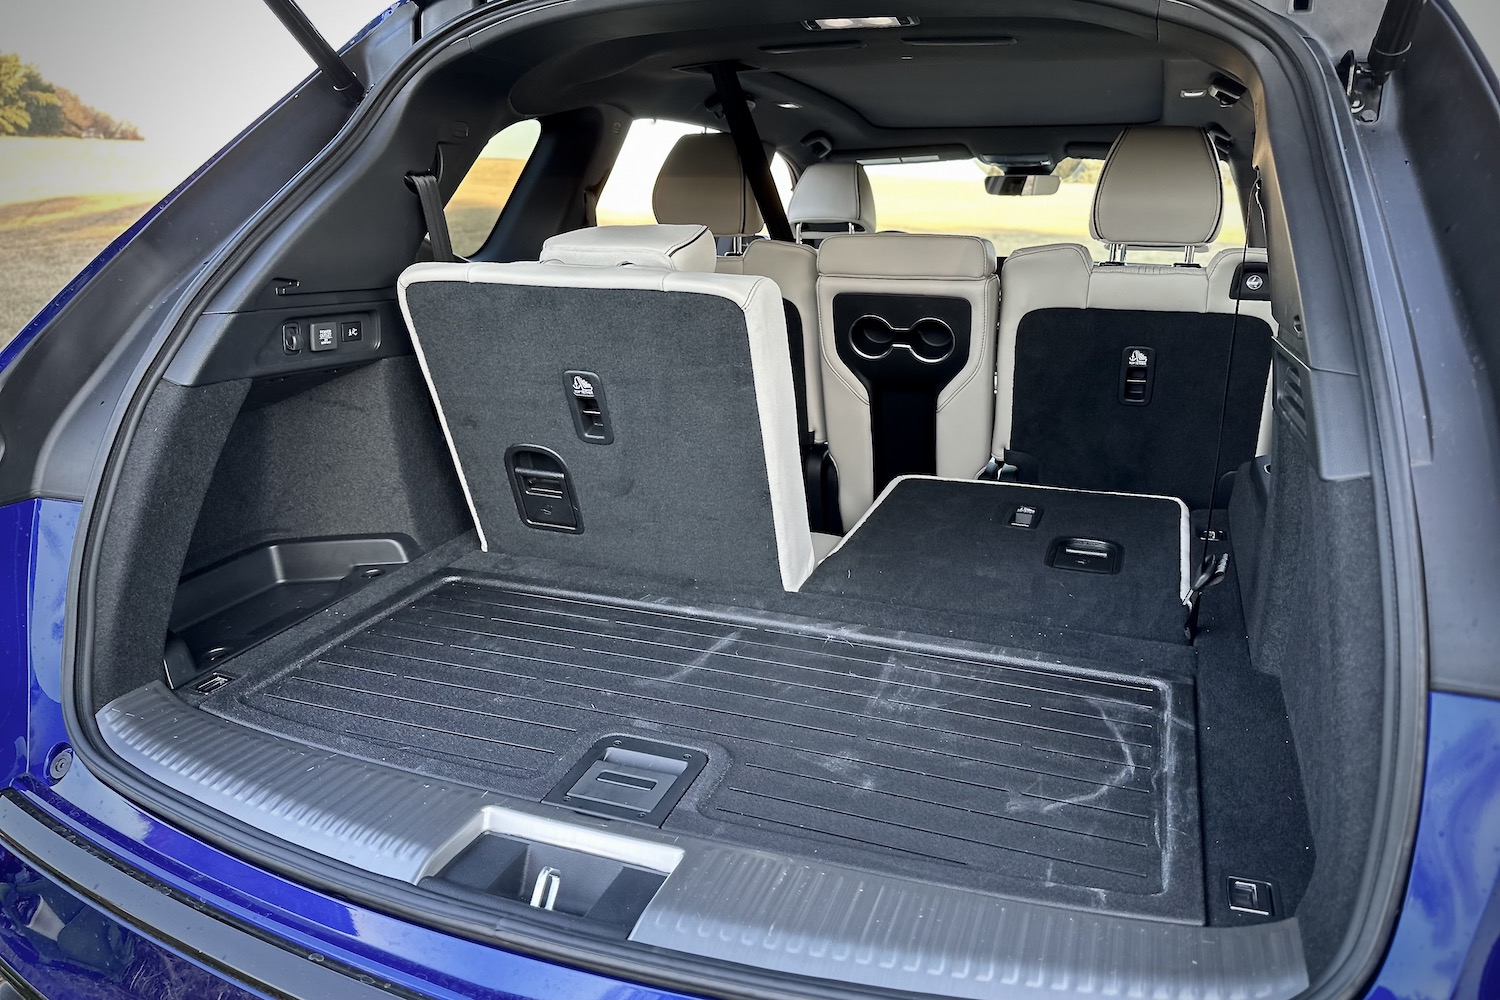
991, 126, 1276, 509
786, 161, 877, 243
652, 134, 827, 445
816, 233, 1000, 527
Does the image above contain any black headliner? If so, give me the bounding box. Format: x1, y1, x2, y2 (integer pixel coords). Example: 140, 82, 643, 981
500, 6, 1257, 165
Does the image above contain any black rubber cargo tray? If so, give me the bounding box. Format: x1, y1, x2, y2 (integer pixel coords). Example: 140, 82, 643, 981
202, 578, 1204, 921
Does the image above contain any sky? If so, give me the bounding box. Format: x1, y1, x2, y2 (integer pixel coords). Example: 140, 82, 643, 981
4, 0, 387, 166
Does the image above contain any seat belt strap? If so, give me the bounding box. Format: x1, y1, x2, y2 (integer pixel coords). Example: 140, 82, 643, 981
708, 63, 794, 243
407, 172, 457, 263
706, 64, 817, 450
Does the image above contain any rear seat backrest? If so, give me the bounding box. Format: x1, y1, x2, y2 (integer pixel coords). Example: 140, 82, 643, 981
992, 127, 1276, 509
652, 134, 826, 443
397, 223, 815, 591
817, 233, 1000, 527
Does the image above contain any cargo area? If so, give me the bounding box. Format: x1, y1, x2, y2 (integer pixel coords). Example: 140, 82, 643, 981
96, 449, 1317, 942
178, 576, 1206, 919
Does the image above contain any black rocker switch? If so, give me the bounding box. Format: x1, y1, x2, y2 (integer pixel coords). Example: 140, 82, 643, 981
565, 371, 614, 445
309, 320, 338, 352
1227, 876, 1275, 917
1119, 346, 1154, 405
1009, 505, 1041, 529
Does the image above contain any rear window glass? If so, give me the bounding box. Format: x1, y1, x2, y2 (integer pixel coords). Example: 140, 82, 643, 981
597, 118, 793, 229
446, 119, 541, 257
863, 157, 1246, 262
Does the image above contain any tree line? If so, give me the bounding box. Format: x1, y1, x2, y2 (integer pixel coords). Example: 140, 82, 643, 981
0, 54, 142, 140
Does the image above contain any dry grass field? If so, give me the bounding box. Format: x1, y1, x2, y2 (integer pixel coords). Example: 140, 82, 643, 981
0, 192, 158, 348
447, 158, 527, 255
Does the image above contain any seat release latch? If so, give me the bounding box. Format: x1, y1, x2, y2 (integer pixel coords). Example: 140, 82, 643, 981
1119, 346, 1154, 405
565, 371, 614, 445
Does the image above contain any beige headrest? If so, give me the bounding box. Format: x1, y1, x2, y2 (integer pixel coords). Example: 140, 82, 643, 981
817, 233, 997, 279
788, 162, 877, 237
1090, 127, 1224, 247
651, 134, 764, 238
540, 224, 716, 272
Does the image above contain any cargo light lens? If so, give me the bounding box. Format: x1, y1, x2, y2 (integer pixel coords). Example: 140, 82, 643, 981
805, 16, 918, 30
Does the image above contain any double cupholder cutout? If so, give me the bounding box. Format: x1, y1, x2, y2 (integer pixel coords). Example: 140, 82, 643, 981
848, 313, 956, 364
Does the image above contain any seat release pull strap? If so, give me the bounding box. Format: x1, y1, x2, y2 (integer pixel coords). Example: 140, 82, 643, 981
407, 171, 457, 263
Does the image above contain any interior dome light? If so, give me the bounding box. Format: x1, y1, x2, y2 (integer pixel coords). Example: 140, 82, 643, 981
804, 16, 918, 30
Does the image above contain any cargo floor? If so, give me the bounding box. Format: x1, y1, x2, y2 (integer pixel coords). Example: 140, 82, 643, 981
199, 576, 1205, 921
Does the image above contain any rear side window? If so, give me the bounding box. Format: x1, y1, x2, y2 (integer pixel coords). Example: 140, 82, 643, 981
864, 157, 1246, 261
446, 119, 541, 257
596, 118, 793, 228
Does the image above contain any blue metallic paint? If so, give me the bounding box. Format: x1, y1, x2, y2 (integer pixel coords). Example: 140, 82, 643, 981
22, 768, 693, 1000
1365, 692, 1500, 1000
1, 500, 80, 791
0, 842, 268, 1000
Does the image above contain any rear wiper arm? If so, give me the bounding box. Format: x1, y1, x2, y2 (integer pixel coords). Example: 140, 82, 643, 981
260, 0, 365, 106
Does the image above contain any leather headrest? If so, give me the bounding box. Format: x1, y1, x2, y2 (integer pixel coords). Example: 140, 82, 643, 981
651, 134, 764, 237
540, 224, 716, 272
788, 162, 877, 238
1090, 127, 1224, 247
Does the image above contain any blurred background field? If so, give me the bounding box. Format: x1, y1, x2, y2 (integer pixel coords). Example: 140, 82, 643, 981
1, 0, 382, 353
446, 159, 527, 256
0, 138, 175, 344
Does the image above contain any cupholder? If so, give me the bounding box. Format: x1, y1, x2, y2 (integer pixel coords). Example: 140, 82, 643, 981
849, 314, 954, 364
849, 314, 896, 359
908, 317, 955, 362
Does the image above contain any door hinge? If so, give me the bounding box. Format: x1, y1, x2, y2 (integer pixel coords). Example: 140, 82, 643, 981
1339, 0, 1431, 124
1338, 51, 1384, 124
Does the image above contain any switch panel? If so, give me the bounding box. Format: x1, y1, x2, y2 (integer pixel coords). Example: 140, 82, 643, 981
266, 312, 379, 371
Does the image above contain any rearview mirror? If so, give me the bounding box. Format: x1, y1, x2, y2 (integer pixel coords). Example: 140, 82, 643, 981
984, 174, 1062, 196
